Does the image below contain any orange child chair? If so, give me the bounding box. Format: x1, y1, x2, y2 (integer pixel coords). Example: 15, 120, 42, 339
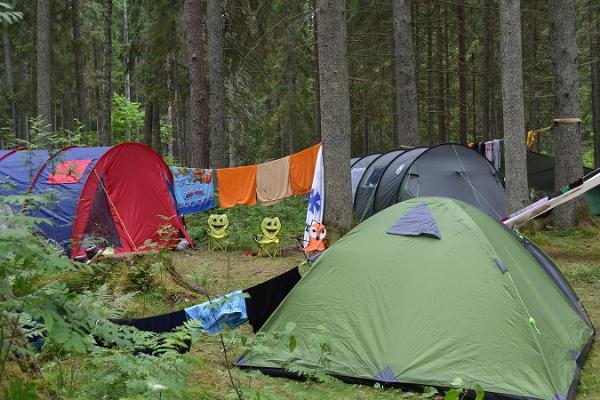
303, 221, 328, 261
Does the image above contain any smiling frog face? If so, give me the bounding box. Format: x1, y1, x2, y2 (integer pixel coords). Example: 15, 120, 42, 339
261, 217, 281, 240
208, 214, 229, 237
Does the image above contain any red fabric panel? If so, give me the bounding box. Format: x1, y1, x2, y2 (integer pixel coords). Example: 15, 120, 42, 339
71, 143, 192, 257
47, 159, 92, 184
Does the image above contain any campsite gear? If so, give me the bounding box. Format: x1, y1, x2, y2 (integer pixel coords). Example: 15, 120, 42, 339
216, 165, 257, 208
170, 167, 215, 215
303, 146, 324, 245
503, 167, 600, 228
0, 144, 192, 257
111, 309, 187, 334
236, 197, 594, 400
256, 156, 293, 205
350, 144, 506, 221
254, 217, 282, 257
184, 291, 248, 335
304, 221, 328, 253
207, 214, 229, 252
289, 143, 320, 195
243, 267, 302, 333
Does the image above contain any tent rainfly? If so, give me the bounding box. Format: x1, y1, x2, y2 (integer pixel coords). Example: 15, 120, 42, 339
0, 143, 192, 257
350, 144, 506, 221
237, 197, 594, 400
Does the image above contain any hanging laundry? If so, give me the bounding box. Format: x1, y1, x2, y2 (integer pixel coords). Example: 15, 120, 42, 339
256, 156, 293, 205
243, 267, 302, 333
217, 165, 257, 208
492, 139, 502, 170
110, 309, 188, 334
184, 291, 248, 334
170, 167, 216, 215
289, 143, 320, 195
484, 141, 494, 163
303, 145, 324, 245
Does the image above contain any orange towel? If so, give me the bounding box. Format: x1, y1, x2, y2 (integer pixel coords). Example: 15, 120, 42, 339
289, 143, 320, 195
256, 156, 293, 205
217, 165, 257, 208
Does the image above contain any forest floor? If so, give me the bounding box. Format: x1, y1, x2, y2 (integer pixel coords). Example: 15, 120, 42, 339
116, 221, 600, 400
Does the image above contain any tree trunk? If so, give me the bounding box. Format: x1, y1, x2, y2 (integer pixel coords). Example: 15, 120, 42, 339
71, 0, 88, 131
313, 0, 322, 143
362, 93, 369, 154
549, 0, 584, 227
123, 0, 131, 102
3, 26, 15, 139
207, 0, 227, 167
143, 101, 153, 147
526, 0, 539, 134
471, 51, 477, 142
184, 0, 210, 168
427, 0, 435, 146
481, 1, 492, 142
435, 2, 446, 143
393, 0, 420, 146
457, 0, 467, 144
152, 98, 162, 153
36, 0, 52, 132
93, 39, 102, 134
316, 0, 353, 232
286, 3, 299, 154
499, 0, 529, 213
99, 0, 112, 145
590, 0, 600, 168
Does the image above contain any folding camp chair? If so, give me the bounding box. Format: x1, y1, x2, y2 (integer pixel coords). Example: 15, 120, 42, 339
254, 217, 282, 257
206, 214, 229, 252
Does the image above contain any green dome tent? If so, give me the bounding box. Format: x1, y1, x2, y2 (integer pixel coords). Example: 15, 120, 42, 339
236, 197, 594, 400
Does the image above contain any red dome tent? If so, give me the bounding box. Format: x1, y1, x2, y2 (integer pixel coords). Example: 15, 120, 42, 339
0, 143, 192, 257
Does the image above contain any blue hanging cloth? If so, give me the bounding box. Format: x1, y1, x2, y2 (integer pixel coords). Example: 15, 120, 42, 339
170, 167, 216, 215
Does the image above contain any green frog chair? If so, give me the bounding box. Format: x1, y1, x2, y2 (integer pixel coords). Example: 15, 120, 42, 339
207, 214, 229, 252
254, 217, 282, 257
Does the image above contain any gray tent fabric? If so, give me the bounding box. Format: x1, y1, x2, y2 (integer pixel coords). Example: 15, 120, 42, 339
351, 144, 506, 221
387, 203, 441, 239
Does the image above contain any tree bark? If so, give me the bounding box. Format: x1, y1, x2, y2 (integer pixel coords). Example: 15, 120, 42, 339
99, 0, 112, 145
2, 26, 15, 139
549, 0, 584, 227
71, 0, 88, 131
286, 3, 299, 154
481, 1, 492, 142
207, 0, 227, 167
143, 101, 153, 147
526, 0, 539, 134
36, 0, 52, 131
313, 0, 322, 143
589, 0, 600, 168
499, 0, 529, 213
427, 0, 435, 146
457, 0, 467, 144
123, 0, 131, 102
316, 0, 353, 232
152, 98, 162, 153
393, 0, 420, 146
184, 0, 210, 168
435, 2, 446, 143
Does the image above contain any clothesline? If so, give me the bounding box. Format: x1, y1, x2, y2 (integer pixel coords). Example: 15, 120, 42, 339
171, 143, 321, 214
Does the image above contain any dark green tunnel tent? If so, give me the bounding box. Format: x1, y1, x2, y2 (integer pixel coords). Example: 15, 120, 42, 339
236, 197, 594, 400
497, 151, 600, 215
351, 144, 506, 221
